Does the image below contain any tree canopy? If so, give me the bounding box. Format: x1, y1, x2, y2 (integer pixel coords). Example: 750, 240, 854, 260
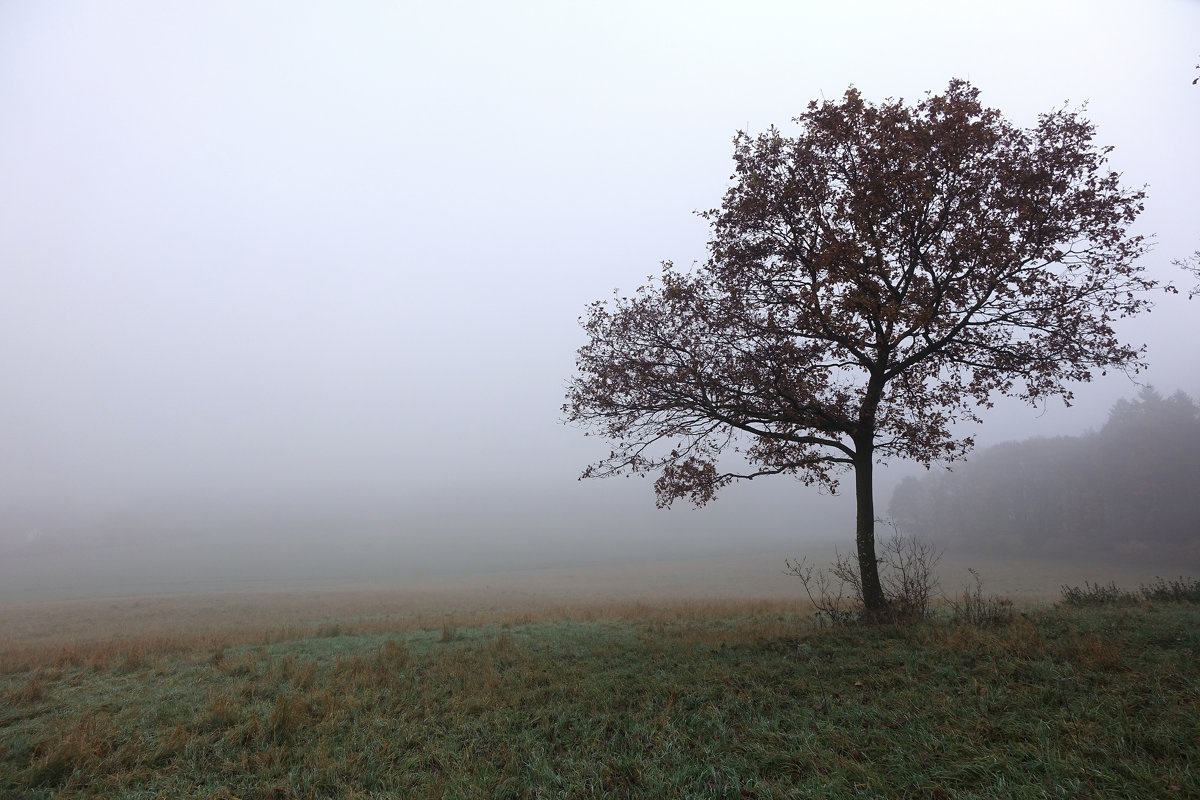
565, 80, 1156, 613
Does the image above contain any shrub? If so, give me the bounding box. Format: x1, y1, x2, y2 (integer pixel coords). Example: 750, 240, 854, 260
1138, 576, 1200, 604
785, 554, 859, 627
878, 528, 942, 622
1061, 576, 1200, 606
949, 568, 1014, 627
787, 522, 941, 625
1060, 581, 1139, 607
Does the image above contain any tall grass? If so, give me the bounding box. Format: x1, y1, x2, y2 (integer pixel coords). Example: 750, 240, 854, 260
1061, 575, 1200, 606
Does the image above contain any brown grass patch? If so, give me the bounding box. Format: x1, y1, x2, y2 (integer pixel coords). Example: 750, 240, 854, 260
0, 589, 817, 672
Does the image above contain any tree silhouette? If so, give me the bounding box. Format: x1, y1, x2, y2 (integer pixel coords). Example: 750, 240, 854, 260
565, 80, 1156, 614
889, 389, 1200, 563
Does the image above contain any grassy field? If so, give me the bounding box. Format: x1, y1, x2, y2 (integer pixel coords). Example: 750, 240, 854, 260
2, 587, 1198, 799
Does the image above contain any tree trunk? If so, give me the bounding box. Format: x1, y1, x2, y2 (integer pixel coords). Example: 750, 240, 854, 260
854, 439, 887, 616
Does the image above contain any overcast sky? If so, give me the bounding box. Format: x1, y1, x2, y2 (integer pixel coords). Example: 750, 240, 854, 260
1, 1, 1197, 576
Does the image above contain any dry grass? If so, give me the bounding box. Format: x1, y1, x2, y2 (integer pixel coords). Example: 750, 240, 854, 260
0, 548, 1186, 673
2, 594, 1196, 799
0, 589, 814, 673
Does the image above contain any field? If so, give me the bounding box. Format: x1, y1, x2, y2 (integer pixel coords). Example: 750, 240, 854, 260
2, 563, 1198, 799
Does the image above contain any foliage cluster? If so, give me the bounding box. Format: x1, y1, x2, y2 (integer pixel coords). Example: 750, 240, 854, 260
890, 388, 1200, 563
3, 599, 1198, 798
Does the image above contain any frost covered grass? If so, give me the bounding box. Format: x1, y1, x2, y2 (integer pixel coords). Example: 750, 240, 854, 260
2, 595, 1197, 798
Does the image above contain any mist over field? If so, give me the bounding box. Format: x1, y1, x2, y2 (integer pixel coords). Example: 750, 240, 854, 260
0, 479, 859, 602
1, 1, 1198, 603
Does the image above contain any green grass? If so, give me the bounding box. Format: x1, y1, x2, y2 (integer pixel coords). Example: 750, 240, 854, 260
2, 602, 1198, 799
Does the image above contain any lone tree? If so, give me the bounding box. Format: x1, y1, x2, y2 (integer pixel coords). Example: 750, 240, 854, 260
564, 80, 1155, 615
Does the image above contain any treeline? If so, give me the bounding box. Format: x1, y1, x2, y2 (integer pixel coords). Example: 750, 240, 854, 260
889, 388, 1200, 564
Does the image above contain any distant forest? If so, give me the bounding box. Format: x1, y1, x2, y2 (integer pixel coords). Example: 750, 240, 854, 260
889, 389, 1200, 564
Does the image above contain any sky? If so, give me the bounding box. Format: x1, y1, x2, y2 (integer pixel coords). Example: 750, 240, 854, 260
1, 0, 1197, 591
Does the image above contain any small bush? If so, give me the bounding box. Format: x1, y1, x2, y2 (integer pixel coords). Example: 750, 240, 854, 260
950, 568, 1014, 627
878, 527, 942, 622
1061, 576, 1200, 607
785, 554, 859, 626
1061, 581, 1139, 607
1138, 576, 1200, 604
787, 521, 941, 625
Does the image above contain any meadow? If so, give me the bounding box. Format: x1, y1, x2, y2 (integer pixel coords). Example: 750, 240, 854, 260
1, 575, 1198, 799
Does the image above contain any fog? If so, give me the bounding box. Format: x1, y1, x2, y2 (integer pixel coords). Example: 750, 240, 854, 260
2, 1, 1198, 601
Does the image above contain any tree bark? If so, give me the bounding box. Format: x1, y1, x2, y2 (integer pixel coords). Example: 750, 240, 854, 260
854, 437, 887, 616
